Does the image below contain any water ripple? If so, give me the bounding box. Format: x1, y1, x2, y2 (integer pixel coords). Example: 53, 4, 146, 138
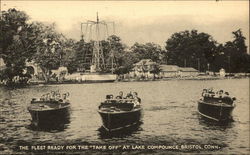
0, 79, 249, 154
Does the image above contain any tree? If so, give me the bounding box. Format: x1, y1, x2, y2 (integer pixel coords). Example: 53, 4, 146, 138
114, 51, 140, 75
0, 9, 38, 85
31, 22, 64, 82
221, 29, 249, 73
212, 44, 228, 72
131, 42, 163, 63
60, 38, 78, 74
165, 30, 217, 72
232, 29, 247, 53
150, 65, 161, 80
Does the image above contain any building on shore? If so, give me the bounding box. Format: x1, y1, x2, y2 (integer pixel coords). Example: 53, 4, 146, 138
51, 66, 68, 81
178, 67, 198, 77
129, 59, 199, 79
159, 65, 179, 78
130, 59, 157, 79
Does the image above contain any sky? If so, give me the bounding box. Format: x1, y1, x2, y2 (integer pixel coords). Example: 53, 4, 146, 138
1, 1, 249, 50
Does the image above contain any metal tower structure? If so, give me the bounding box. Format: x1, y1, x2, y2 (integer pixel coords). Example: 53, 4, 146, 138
81, 12, 115, 73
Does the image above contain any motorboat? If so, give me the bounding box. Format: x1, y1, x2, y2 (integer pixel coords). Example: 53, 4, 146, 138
98, 93, 142, 132
198, 88, 236, 122
27, 91, 70, 127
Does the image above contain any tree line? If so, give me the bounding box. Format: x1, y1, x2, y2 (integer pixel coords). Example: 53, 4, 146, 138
0, 9, 249, 85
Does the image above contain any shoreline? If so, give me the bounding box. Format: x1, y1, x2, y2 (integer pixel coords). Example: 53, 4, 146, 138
118, 76, 249, 82
1, 76, 249, 88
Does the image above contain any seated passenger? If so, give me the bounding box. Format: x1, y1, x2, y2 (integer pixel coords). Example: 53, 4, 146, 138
202, 89, 207, 97
116, 91, 124, 99
133, 92, 141, 104
223, 92, 233, 105
218, 90, 224, 98
106, 94, 113, 100
208, 88, 213, 93
55, 93, 61, 101
126, 92, 134, 99
63, 93, 67, 100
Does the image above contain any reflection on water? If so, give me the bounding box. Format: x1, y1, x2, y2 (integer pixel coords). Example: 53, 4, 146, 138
0, 79, 249, 154
98, 121, 143, 139
197, 114, 235, 129
27, 114, 71, 132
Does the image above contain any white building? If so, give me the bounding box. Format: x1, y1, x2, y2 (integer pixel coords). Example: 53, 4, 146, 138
51, 66, 68, 81
130, 59, 157, 79
159, 65, 179, 78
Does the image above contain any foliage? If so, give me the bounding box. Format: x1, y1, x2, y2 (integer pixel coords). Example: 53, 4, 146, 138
217, 29, 250, 73
30, 22, 65, 82
114, 51, 140, 75
61, 38, 78, 74
71, 35, 127, 73
165, 30, 217, 72
130, 42, 163, 63
1, 8, 249, 87
0, 9, 37, 85
165, 29, 249, 73
107, 35, 126, 67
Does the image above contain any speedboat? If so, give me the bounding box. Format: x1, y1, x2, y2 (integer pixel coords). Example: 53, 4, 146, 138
198, 89, 236, 122
27, 91, 70, 126
98, 93, 142, 132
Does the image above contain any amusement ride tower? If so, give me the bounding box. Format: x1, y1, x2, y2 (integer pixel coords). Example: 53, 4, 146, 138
81, 12, 115, 73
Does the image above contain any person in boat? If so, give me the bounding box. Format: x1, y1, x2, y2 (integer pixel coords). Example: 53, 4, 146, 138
222, 92, 234, 105
206, 88, 215, 97
61, 92, 70, 103
106, 94, 113, 100
116, 91, 124, 99
218, 90, 224, 98
208, 88, 213, 93
40, 94, 46, 101
55, 92, 61, 101
105, 94, 113, 103
202, 89, 212, 101
50, 91, 57, 101
126, 92, 134, 99
133, 92, 141, 105
202, 89, 207, 97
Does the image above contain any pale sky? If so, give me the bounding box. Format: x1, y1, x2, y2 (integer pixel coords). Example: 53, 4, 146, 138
2, 1, 249, 50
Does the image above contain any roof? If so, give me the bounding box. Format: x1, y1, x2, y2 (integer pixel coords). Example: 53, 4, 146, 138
179, 67, 198, 72
159, 65, 179, 72
134, 59, 156, 66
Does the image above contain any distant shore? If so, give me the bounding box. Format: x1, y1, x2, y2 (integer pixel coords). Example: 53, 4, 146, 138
28, 75, 250, 85
118, 75, 249, 82
1, 74, 249, 87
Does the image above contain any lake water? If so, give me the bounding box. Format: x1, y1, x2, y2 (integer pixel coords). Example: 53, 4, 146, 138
0, 79, 249, 154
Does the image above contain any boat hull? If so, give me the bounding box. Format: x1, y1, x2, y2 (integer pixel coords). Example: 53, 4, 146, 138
28, 106, 70, 127
198, 100, 235, 122
98, 108, 142, 131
